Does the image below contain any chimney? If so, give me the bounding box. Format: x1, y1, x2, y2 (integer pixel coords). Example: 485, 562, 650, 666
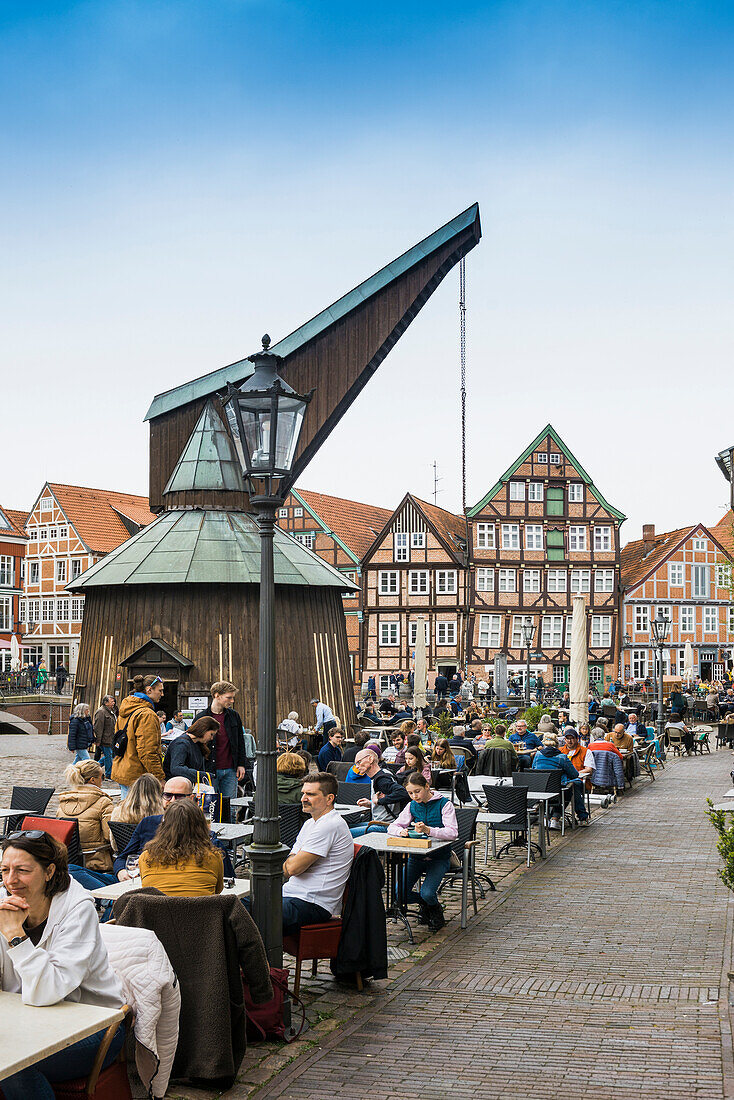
642, 524, 655, 553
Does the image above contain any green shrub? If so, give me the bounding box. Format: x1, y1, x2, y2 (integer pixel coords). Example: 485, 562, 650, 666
706, 799, 734, 891
520, 703, 545, 731
428, 711, 454, 740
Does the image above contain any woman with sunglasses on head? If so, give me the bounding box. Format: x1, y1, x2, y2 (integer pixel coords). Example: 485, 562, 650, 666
0, 829, 125, 1099
111, 673, 167, 798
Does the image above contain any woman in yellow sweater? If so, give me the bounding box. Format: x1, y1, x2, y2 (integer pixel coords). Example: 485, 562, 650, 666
139, 799, 224, 896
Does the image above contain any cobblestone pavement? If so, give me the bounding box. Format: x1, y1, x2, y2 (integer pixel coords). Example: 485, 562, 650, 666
1, 734, 733, 1099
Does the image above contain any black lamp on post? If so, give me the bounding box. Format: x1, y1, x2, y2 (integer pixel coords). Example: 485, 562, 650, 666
521, 618, 535, 706
649, 610, 670, 748
622, 632, 631, 682
223, 335, 313, 967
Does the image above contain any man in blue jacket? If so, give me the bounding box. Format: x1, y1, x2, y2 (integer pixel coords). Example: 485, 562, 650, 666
531, 732, 590, 826
114, 776, 234, 879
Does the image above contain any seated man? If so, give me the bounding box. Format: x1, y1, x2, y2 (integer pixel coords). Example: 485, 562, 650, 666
342, 730, 370, 763
280, 772, 354, 934
562, 727, 595, 786
480, 723, 520, 770
606, 723, 634, 754
360, 700, 381, 725
531, 733, 590, 826
349, 749, 411, 836
390, 703, 414, 724
508, 719, 542, 752
383, 730, 407, 766
113, 776, 234, 880
625, 712, 648, 740
448, 727, 477, 762
317, 728, 344, 771
379, 694, 398, 717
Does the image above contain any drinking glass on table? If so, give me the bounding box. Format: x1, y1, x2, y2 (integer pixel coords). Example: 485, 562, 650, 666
125, 856, 140, 881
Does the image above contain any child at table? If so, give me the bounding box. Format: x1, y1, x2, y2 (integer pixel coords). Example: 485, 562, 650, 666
386, 773, 458, 932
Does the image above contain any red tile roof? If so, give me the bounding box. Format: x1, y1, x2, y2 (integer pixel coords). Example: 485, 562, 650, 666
711, 512, 734, 555
621, 525, 699, 590
295, 489, 393, 561
1, 508, 29, 538
411, 496, 467, 551
48, 483, 156, 554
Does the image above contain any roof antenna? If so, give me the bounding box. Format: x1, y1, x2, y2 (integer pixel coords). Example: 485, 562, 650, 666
432, 461, 443, 505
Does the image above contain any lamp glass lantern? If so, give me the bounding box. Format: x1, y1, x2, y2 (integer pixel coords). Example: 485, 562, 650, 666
223, 335, 313, 490
650, 610, 670, 647
521, 619, 535, 649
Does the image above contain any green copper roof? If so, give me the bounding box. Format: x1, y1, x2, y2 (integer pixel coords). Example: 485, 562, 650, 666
66, 509, 359, 589
144, 203, 481, 422
163, 401, 245, 495
467, 423, 626, 522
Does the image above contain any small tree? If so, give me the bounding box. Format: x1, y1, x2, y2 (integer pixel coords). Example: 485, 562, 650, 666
521, 703, 545, 731
706, 798, 734, 891
428, 710, 454, 740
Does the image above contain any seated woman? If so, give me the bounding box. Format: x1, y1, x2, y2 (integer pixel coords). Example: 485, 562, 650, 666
396, 746, 432, 783
277, 752, 307, 803
386, 772, 458, 931
109, 772, 164, 853
57, 759, 114, 872
532, 732, 589, 826
139, 799, 224, 896
431, 739, 456, 769
0, 830, 126, 1099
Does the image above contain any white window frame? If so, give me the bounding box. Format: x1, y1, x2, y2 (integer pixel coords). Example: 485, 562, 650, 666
475, 523, 495, 550
703, 606, 718, 633
511, 615, 534, 648
436, 570, 457, 595
408, 570, 429, 595
591, 615, 612, 648
71, 559, 83, 579
409, 621, 430, 646
570, 569, 591, 594
40, 497, 53, 511
295, 532, 316, 550
523, 569, 541, 593
0, 556, 13, 587
634, 605, 649, 633
29, 529, 37, 541
379, 570, 399, 595
476, 567, 494, 592
0, 596, 11, 632
549, 453, 561, 465
631, 649, 648, 678
553, 665, 568, 684
58, 526, 67, 539
501, 524, 520, 550
29, 561, 40, 584
379, 621, 399, 646
593, 526, 612, 552
411, 531, 426, 549
42, 598, 55, 622
692, 565, 709, 598
594, 568, 615, 593
394, 532, 409, 562
728, 606, 734, 634
680, 606, 695, 632
528, 482, 543, 502
478, 613, 502, 648
509, 481, 525, 501
436, 621, 457, 646
536, 452, 548, 463
547, 569, 567, 593
525, 525, 543, 551
568, 483, 583, 503
668, 562, 684, 586
569, 526, 587, 552
716, 563, 731, 589
294, 507, 303, 517
56, 559, 67, 584
693, 538, 707, 551
71, 598, 84, 622
498, 568, 516, 593
56, 597, 69, 622
541, 615, 563, 648
278, 508, 288, 518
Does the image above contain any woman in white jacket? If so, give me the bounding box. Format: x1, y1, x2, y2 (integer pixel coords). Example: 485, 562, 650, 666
0, 829, 125, 1099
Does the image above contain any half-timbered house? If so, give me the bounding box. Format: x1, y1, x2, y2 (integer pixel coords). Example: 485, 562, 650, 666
361, 495, 468, 694
276, 489, 392, 687
621, 522, 734, 682
467, 425, 625, 690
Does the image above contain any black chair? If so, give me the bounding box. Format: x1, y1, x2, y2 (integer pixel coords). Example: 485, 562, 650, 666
528, 768, 575, 833
326, 761, 352, 782
278, 803, 306, 848
7, 786, 55, 834
483, 784, 539, 865
337, 781, 370, 806
438, 805, 494, 927
108, 820, 138, 855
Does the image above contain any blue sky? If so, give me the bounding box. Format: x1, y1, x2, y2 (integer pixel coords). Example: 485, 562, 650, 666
3, 1, 734, 538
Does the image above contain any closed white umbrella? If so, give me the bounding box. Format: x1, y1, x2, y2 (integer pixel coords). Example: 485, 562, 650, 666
569, 596, 588, 726
413, 617, 428, 711
683, 640, 694, 685
10, 635, 19, 672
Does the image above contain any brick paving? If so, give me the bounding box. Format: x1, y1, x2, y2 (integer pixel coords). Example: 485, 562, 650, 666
1, 733, 733, 1098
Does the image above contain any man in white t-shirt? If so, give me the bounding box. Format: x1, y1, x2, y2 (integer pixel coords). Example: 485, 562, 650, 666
281, 772, 353, 935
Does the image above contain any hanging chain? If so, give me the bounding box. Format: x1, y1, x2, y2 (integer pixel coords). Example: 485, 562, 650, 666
459, 256, 467, 515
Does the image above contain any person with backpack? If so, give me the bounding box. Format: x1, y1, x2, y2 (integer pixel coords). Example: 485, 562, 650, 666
111, 674, 166, 798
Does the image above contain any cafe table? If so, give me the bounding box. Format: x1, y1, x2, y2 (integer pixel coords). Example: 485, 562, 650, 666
0, 990, 124, 1082
520, 790, 557, 857
353, 830, 453, 942
90, 876, 250, 901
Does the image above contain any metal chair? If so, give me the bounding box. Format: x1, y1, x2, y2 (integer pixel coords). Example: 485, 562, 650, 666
7, 785, 55, 834
438, 805, 494, 928
337, 780, 370, 806
691, 726, 712, 755
108, 820, 138, 855
483, 784, 539, 865
278, 803, 306, 848
326, 761, 352, 782
638, 741, 656, 781
52, 1004, 134, 1100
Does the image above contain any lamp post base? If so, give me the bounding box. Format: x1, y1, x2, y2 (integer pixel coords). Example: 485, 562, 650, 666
246, 842, 290, 968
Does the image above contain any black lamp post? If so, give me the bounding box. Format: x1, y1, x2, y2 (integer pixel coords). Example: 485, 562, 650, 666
650, 610, 670, 747
521, 618, 535, 705
223, 335, 313, 966
623, 632, 631, 682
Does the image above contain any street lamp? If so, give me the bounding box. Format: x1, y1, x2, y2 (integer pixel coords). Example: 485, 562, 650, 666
521, 618, 535, 705
622, 632, 631, 681
223, 335, 313, 966
650, 610, 670, 748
